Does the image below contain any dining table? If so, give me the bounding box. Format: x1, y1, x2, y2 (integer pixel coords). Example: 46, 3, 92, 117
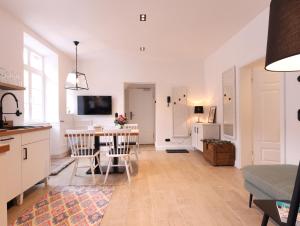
65, 128, 139, 175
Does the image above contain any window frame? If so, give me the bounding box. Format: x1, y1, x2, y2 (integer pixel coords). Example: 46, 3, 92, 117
23, 46, 46, 123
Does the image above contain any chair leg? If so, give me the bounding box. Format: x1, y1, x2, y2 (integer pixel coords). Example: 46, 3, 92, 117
124, 160, 131, 183
96, 154, 103, 175
90, 158, 96, 185
128, 156, 133, 173
137, 139, 140, 153
249, 193, 253, 208
70, 159, 78, 185
134, 146, 139, 161
261, 213, 269, 226
104, 158, 112, 184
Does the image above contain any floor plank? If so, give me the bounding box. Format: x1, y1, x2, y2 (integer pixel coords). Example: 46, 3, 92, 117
8, 146, 273, 226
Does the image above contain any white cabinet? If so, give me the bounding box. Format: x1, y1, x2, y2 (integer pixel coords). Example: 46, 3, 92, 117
192, 123, 220, 151
0, 129, 50, 212
0, 135, 22, 202
21, 130, 50, 192
22, 139, 50, 191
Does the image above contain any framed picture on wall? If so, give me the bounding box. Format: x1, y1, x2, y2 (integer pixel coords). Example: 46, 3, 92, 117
208, 106, 216, 123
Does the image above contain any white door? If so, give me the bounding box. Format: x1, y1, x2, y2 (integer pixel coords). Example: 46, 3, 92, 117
252, 69, 281, 165
128, 88, 155, 144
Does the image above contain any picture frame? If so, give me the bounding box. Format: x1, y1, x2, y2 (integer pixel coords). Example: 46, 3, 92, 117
208, 106, 216, 123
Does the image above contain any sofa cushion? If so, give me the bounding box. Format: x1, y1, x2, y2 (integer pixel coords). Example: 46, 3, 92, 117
242, 164, 297, 200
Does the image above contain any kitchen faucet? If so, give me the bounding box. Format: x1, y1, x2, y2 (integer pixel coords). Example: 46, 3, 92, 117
0, 92, 22, 129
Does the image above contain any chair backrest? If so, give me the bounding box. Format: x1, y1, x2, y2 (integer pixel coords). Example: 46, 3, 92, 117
66, 129, 95, 157
102, 129, 131, 155
124, 124, 138, 129
286, 161, 300, 225
123, 124, 138, 143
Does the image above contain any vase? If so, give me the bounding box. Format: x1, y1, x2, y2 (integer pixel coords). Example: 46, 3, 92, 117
116, 124, 123, 129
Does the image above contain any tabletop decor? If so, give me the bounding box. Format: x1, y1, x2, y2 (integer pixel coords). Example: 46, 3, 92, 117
114, 114, 127, 128
13, 186, 113, 226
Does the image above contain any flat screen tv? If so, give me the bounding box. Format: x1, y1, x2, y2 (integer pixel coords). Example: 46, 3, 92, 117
77, 96, 112, 115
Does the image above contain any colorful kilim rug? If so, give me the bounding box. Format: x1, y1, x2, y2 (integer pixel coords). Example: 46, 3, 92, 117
12, 186, 113, 226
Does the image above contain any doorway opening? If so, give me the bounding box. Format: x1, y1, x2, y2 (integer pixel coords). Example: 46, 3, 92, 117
240, 59, 285, 167
124, 83, 156, 145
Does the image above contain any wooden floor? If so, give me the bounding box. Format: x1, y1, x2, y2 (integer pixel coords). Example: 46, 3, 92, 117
8, 146, 272, 226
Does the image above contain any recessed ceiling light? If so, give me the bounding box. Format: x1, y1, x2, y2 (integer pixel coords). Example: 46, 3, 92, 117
140, 14, 146, 21
140, 46, 146, 52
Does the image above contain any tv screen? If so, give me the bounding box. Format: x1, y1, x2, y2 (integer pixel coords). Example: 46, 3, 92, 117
77, 96, 112, 115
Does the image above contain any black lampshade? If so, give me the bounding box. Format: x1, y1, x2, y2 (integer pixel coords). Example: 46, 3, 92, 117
194, 106, 204, 114
265, 0, 300, 72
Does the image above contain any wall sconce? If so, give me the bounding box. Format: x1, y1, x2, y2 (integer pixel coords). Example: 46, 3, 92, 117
167, 96, 171, 107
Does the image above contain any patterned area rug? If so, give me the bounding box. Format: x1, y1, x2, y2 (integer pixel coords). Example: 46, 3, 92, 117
12, 186, 113, 226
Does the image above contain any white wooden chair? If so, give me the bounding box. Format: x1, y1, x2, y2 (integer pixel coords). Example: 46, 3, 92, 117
124, 124, 139, 160
66, 129, 102, 185
103, 130, 132, 184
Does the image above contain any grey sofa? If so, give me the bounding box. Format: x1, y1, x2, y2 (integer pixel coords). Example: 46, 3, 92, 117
242, 164, 297, 207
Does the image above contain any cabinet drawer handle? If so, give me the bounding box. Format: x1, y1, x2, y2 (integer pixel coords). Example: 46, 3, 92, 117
23, 148, 28, 160
0, 137, 14, 142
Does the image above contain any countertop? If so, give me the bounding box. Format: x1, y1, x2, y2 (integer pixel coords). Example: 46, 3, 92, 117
0, 125, 52, 137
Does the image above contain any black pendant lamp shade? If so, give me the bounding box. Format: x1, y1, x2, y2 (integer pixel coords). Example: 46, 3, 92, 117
65, 41, 89, 90
265, 0, 300, 72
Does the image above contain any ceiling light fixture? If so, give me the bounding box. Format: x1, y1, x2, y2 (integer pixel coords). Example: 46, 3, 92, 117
65, 41, 89, 90
265, 0, 300, 72
140, 46, 146, 52
140, 14, 147, 21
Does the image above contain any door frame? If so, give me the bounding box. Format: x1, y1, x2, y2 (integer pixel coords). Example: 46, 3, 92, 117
124, 82, 156, 144
239, 58, 286, 167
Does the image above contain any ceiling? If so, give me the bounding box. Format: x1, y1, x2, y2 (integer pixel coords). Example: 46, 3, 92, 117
0, 0, 270, 60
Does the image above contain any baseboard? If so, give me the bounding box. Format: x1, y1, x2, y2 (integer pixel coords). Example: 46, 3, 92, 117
155, 145, 193, 151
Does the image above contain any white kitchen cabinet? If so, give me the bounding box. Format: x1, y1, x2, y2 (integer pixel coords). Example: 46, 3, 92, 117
192, 123, 220, 151
0, 128, 50, 211
22, 139, 50, 191
0, 135, 22, 202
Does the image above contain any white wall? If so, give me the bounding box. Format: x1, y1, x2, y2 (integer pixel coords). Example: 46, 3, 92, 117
68, 51, 205, 149
204, 7, 300, 167
0, 7, 24, 125
0, 7, 74, 156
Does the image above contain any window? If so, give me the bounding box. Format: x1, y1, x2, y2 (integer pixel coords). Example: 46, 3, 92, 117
23, 47, 45, 122
24, 33, 59, 123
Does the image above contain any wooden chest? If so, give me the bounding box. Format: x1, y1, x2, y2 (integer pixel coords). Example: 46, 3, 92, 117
203, 140, 235, 166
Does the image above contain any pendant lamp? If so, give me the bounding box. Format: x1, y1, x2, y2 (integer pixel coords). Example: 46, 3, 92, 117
265, 0, 300, 72
65, 41, 89, 90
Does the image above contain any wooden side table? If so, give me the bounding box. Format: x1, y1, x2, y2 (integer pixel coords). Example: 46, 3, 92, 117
203, 140, 235, 166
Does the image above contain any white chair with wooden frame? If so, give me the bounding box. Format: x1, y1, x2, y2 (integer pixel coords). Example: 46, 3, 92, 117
103, 130, 132, 184
66, 129, 102, 185
123, 123, 139, 160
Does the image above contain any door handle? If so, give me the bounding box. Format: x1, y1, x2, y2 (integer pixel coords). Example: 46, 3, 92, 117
130, 112, 133, 120
23, 148, 28, 160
